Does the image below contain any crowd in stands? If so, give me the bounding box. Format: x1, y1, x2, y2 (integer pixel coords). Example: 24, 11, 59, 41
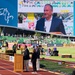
0, 33, 72, 50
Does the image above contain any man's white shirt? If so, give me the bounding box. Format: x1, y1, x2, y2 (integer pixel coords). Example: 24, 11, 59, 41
45, 16, 52, 33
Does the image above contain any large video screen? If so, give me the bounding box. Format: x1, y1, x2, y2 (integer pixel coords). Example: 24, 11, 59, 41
0, 0, 75, 36
18, 0, 74, 36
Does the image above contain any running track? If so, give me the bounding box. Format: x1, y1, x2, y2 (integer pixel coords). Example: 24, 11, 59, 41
0, 59, 59, 75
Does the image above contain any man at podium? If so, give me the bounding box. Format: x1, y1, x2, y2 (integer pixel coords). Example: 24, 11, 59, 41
35, 4, 66, 35
23, 45, 30, 71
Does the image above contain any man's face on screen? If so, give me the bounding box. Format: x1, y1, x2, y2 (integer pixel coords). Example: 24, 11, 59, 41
44, 5, 53, 20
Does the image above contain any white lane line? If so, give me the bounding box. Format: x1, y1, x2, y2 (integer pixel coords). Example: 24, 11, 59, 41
0, 60, 59, 75
40, 68, 60, 75
0, 66, 22, 75
0, 62, 13, 67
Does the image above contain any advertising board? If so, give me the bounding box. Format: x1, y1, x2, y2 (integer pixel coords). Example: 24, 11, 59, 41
0, 0, 17, 27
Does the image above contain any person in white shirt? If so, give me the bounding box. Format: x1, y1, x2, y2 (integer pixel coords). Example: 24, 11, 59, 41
36, 4, 66, 34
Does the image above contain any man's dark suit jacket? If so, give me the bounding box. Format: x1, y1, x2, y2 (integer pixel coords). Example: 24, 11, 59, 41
36, 17, 66, 34
23, 48, 30, 60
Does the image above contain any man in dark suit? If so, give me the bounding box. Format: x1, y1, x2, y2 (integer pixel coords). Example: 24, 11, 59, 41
23, 45, 30, 71
36, 4, 66, 35
35, 45, 41, 71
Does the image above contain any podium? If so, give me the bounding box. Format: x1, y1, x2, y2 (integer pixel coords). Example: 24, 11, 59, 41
14, 54, 23, 72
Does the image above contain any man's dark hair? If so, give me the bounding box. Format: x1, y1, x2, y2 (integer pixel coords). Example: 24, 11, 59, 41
25, 45, 27, 48
45, 4, 53, 10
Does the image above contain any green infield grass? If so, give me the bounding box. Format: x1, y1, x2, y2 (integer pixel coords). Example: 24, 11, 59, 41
40, 47, 75, 62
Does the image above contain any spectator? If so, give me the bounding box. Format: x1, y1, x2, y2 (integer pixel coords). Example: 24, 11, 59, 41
41, 48, 44, 55
53, 44, 57, 51
12, 44, 17, 55
46, 48, 51, 56
18, 14, 23, 23
6, 42, 8, 48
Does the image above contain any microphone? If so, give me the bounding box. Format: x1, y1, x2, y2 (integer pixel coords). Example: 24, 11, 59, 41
44, 26, 46, 32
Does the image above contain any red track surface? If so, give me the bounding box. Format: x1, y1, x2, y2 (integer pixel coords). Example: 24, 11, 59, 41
0, 59, 59, 75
